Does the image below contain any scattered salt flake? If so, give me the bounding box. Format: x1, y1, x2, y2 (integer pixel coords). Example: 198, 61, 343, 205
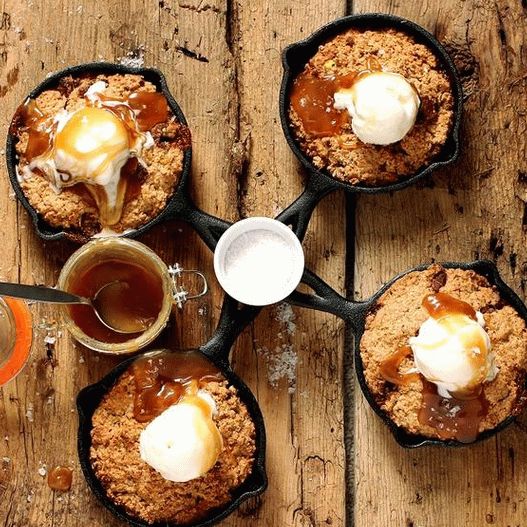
76, 5, 83, 13
4, 436, 9, 442
27, 493, 33, 503
38, 463, 47, 477
78, 356, 85, 364
44, 335, 56, 345
258, 344, 298, 394
26, 404, 34, 422
118, 46, 145, 68
2, 457, 10, 463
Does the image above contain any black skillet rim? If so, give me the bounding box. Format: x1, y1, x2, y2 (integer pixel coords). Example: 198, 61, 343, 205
278, 12, 463, 195
351, 259, 527, 448
76, 349, 267, 527
5, 61, 193, 242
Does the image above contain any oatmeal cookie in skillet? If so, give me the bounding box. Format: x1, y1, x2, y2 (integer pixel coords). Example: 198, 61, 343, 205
359, 264, 527, 442
289, 28, 454, 186
10, 72, 190, 239
90, 351, 256, 525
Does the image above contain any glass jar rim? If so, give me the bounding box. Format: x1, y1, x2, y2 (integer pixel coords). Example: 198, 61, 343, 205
57, 238, 173, 354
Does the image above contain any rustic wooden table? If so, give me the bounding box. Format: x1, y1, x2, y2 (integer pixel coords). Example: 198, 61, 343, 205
0, 1, 525, 526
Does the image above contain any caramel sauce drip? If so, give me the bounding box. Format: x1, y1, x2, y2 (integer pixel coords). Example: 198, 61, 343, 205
17, 99, 55, 159
379, 345, 420, 386
68, 258, 164, 344
47, 466, 73, 491
419, 379, 488, 443
290, 56, 382, 137
131, 351, 223, 423
128, 91, 169, 131
423, 292, 487, 399
422, 292, 477, 321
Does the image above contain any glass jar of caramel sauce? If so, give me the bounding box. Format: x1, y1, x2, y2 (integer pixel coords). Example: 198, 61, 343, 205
57, 238, 204, 354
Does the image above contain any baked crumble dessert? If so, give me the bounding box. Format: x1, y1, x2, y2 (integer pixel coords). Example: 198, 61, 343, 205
360, 264, 527, 442
90, 350, 256, 524
10, 73, 190, 239
289, 28, 454, 186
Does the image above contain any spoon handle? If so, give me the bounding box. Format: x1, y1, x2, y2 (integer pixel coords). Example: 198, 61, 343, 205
0, 282, 88, 305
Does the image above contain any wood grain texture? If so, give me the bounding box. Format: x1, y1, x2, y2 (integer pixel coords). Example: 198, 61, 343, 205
352, 1, 527, 526
0, 1, 348, 526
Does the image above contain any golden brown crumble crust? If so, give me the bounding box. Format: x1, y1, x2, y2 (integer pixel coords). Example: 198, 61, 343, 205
359, 264, 527, 439
90, 373, 256, 525
13, 73, 190, 238
289, 28, 454, 186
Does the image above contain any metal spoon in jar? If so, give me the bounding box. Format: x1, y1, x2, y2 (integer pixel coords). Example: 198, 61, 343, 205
0, 281, 149, 334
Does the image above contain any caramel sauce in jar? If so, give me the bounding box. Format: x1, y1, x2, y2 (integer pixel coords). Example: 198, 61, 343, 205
68, 259, 164, 343
290, 57, 383, 138
131, 350, 223, 422
47, 466, 73, 491
379, 345, 420, 386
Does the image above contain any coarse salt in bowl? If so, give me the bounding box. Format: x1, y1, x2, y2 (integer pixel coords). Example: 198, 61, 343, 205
214, 217, 305, 306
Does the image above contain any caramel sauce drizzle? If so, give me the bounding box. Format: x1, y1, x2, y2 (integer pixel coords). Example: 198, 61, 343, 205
379, 345, 420, 386
379, 292, 491, 442
131, 351, 223, 423
17, 89, 168, 165
422, 291, 477, 321
47, 466, 73, 491
290, 56, 382, 137
419, 379, 488, 443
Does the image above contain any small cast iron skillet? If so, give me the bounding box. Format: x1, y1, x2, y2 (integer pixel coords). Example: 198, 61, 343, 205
5, 62, 229, 247
287, 260, 527, 448
76, 298, 267, 527
276, 13, 463, 239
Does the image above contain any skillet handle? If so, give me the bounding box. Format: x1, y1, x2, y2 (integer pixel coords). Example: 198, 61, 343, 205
182, 206, 232, 251
200, 295, 260, 366
287, 268, 368, 324
276, 175, 335, 241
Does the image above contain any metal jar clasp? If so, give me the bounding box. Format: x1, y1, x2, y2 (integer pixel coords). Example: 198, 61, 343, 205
168, 264, 208, 308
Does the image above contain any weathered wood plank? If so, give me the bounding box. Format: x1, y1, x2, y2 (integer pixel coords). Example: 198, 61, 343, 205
225, 2, 347, 525
352, 1, 527, 526
0, 0, 238, 525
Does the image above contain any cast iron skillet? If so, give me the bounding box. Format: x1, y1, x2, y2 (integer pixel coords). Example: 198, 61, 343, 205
276, 13, 463, 239
5, 62, 229, 248
288, 260, 527, 448
77, 297, 267, 527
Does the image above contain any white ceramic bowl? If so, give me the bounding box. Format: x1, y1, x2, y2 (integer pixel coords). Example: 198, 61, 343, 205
214, 217, 305, 306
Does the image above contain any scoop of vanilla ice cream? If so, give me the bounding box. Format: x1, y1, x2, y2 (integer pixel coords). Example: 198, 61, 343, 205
333, 72, 420, 145
409, 312, 497, 398
139, 390, 223, 483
